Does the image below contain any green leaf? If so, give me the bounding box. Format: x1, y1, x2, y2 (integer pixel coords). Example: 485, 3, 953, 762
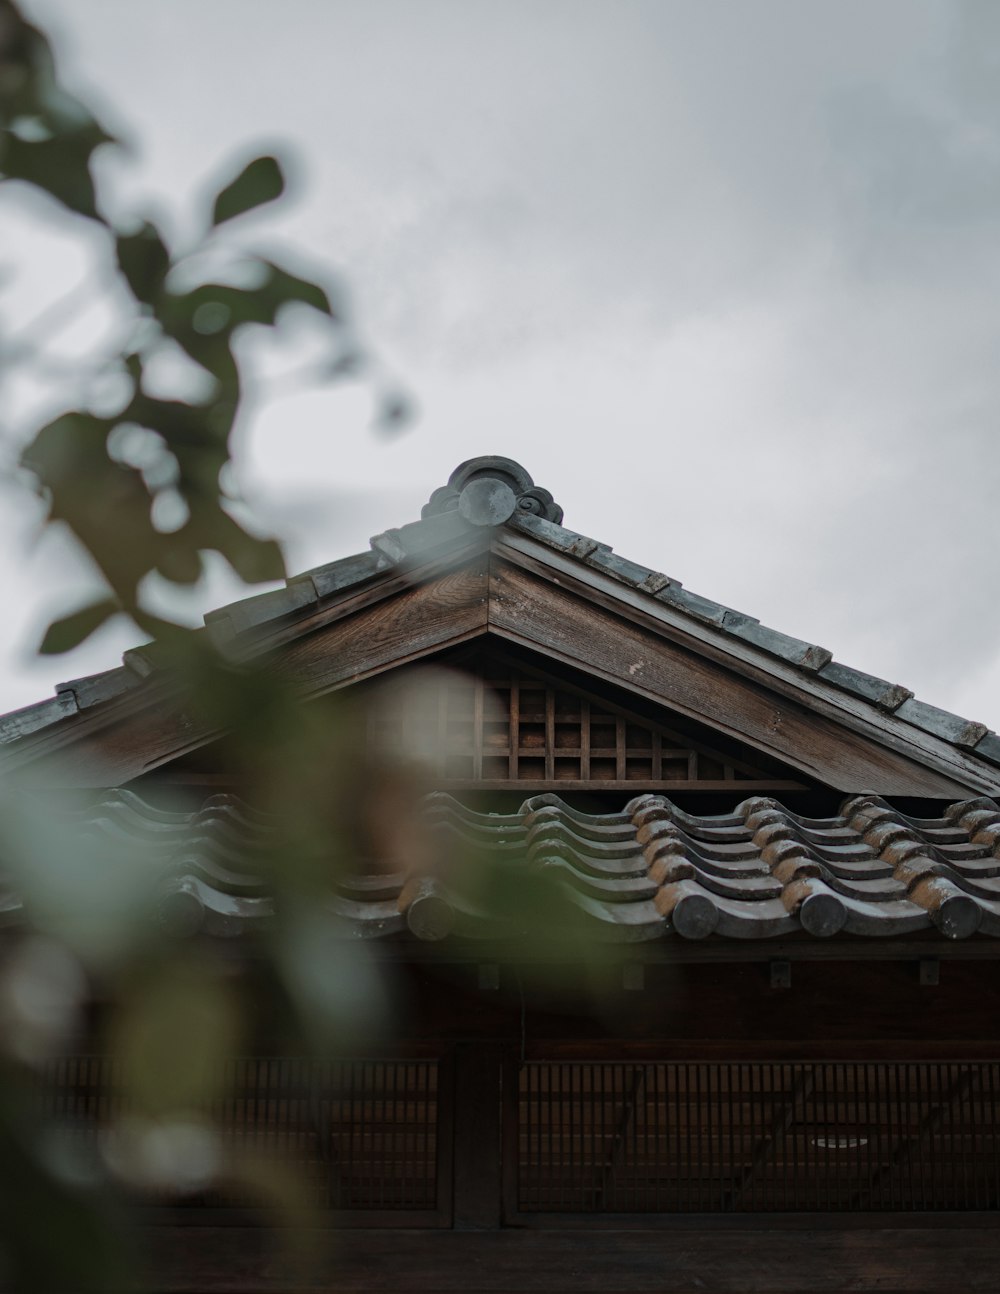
20, 412, 111, 489
156, 260, 333, 386
181, 504, 286, 583
210, 154, 284, 227
0, 7, 117, 223
0, 1068, 129, 1294
113, 957, 242, 1115
226, 532, 284, 583
22, 411, 161, 605
273, 906, 384, 1051
39, 598, 119, 654
115, 220, 170, 305
260, 260, 334, 316
154, 544, 203, 586
125, 393, 232, 486
0, 130, 103, 220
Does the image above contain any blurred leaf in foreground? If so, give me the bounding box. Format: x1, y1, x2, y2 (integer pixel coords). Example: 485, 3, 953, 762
211, 154, 285, 227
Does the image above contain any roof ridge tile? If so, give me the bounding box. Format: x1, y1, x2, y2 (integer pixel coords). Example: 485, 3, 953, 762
893, 697, 990, 750
0, 692, 78, 745
292, 549, 391, 601
507, 510, 608, 558
817, 661, 912, 712
726, 620, 833, 672
55, 667, 137, 710
654, 583, 736, 627
205, 580, 317, 641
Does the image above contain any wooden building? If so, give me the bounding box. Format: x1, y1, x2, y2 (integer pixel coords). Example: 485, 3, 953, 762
4, 455, 1000, 1292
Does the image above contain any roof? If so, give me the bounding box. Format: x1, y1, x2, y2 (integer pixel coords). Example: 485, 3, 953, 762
5, 786, 1000, 946
2, 455, 999, 797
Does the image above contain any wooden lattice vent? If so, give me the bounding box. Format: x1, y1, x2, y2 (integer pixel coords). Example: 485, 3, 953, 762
367, 657, 806, 792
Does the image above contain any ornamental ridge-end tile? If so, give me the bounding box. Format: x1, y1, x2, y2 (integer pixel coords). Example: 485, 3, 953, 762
421, 456, 564, 526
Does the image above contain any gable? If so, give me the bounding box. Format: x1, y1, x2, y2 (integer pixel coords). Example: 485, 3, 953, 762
3, 456, 1000, 803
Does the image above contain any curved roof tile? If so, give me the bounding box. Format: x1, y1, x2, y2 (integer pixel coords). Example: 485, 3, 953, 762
5, 788, 1000, 946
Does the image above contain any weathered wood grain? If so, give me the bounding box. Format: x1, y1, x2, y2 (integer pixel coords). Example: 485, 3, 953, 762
280, 561, 490, 697
487, 560, 972, 797
7, 536, 997, 799
394, 956, 1000, 1046
494, 535, 1000, 796
12, 564, 490, 787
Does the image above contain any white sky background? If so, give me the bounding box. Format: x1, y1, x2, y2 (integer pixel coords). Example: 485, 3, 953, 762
3, 0, 1000, 729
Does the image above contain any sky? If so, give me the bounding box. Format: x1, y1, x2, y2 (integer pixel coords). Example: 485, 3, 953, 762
3, 0, 1000, 731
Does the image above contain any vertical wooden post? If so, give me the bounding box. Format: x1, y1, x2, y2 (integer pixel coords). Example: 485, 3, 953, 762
452, 1043, 503, 1229
508, 679, 520, 780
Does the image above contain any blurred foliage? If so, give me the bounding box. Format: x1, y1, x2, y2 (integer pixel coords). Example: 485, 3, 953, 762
0, 1, 385, 1287
0, 0, 346, 639
0, 5, 596, 1292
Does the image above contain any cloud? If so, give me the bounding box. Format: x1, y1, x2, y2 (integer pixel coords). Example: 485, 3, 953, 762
6, 0, 1000, 729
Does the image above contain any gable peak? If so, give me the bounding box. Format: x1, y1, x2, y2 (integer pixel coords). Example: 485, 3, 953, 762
422, 456, 563, 527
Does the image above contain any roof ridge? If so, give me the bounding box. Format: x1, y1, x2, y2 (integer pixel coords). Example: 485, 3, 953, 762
2, 455, 997, 780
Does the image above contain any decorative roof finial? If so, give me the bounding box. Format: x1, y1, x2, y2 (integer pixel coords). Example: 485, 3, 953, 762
421, 456, 563, 527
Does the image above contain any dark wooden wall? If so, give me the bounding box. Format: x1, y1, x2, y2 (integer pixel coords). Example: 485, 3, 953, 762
388, 952, 1000, 1052
127, 950, 1000, 1293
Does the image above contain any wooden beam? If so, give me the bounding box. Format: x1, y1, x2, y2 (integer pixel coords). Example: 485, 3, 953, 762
487, 559, 974, 797
13, 563, 490, 787
493, 536, 1000, 797
452, 1043, 503, 1229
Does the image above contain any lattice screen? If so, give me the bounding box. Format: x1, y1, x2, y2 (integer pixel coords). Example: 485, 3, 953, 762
518, 1061, 1000, 1213
368, 661, 787, 788
46, 1057, 440, 1212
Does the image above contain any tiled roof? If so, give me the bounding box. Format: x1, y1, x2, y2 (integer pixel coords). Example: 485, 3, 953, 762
2, 455, 999, 777
6, 787, 1000, 944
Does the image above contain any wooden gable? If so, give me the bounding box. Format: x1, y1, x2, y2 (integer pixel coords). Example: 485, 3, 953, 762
4, 455, 1000, 804
6, 542, 998, 801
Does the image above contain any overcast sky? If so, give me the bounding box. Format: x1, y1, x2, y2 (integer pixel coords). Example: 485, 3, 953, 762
3, 0, 1000, 732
